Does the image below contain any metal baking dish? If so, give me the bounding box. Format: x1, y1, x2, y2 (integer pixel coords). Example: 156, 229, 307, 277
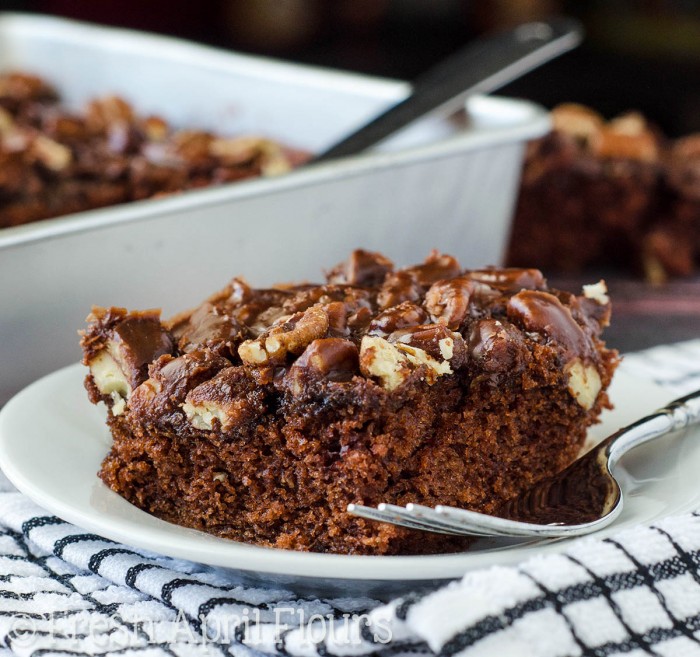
0, 13, 550, 405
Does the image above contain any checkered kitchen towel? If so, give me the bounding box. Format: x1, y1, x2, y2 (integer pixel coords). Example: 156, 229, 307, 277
1, 340, 700, 657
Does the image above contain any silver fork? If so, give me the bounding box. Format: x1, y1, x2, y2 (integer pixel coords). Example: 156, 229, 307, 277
348, 389, 700, 539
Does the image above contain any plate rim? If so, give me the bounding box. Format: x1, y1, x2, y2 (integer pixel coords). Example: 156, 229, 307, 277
0, 363, 681, 582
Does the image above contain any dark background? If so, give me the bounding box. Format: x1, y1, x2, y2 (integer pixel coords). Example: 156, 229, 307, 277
3, 0, 700, 136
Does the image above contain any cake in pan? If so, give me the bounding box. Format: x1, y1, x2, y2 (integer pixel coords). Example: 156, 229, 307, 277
0, 72, 301, 228
81, 250, 617, 555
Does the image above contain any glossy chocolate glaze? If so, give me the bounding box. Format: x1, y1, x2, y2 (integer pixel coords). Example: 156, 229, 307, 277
81, 307, 173, 391
84, 250, 612, 401
507, 290, 593, 361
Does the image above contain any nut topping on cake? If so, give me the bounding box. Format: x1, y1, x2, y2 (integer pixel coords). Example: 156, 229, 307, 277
551, 103, 604, 143
360, 335, 452, 391
390, 324, 467, 368
377, 271, 422, 309
30, 135, 72, 171
0, 72, 303, 230
368, 302, 429, 336
403, 250, 461, 286
506, 291, 590, 361
326, 249, 394, 286
239, 304, 329, 364
293, 338, 359, 375
81, 307, 173, 414
466, 268, 546, 292
565, 359, 602, 410
424, 278, 475, 329
582, 281, 610, 305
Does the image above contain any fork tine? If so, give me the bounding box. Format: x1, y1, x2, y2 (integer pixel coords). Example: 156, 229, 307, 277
405, 503, 500, 537
378, 504, 470, 536
350, 503, 501, 537
348, 503, 462, 535
348, 502, 605, 539
434, 504, 574, 537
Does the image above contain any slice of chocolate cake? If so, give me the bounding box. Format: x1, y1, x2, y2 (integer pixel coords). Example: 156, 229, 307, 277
81, 250, 618, 555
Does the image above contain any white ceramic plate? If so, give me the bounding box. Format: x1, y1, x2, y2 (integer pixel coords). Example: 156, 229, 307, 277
0, 364, 693, 599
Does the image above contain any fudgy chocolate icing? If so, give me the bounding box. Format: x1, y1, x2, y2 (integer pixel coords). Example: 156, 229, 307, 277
82, 250, 612, 413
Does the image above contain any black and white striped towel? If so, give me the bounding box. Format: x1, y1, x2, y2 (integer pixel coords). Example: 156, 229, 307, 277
1, 339, 700, 657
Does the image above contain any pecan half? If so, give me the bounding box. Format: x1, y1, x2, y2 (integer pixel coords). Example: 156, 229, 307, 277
424, 277, 476, 329
367, 302, 428, 337
326, 249, 394, 286
403, 250, 461, 287
377, 271, 422, 310
238, 305, 329, 364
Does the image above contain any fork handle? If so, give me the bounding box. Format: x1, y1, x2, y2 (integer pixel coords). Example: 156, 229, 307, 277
605, 388, 700, 470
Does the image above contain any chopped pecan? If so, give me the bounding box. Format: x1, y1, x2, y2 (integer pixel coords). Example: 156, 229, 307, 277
175, 302, 245, 356
238, 305, 329, 364
468, 319, 526, 374
0, 73, 58, 108
424, 278, 472, 329
326, 249, 394, 286
367, 302, 428, 337
85, 96, 135, 132
293, 338, 359, 376
551, 103, 603, 143
209, 136, 291, 175
282, 287, 326, 314
232, 288, 293, 331
347, 306, 373, 332
506, 291, 589, 362
565, 358, 602, 410
30, 135, 72, 171
183, 366, 265, 431
589, 113, 659, 162
143, 115, 168, 141
227, 277, 253, 305
129, 349, 230, 418
359, 336, 411, 391
209, 136, 261, 164
0, 107, 14, 133
44, 115, 89, 143
359, 335, 452, 391
266, 305, 329, 357
377, 271, 422, 310
403, 250, 461, 286
173, 130, 213, 161
466, 268, 546, 293
582, 281, 609, 306
325, 301, 349, 336
237, 339, 269, 365
81, 307, 174, 414
390, 324, 468, 369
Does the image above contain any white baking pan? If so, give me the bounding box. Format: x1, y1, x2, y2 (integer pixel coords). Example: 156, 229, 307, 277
0, 13, 549, 405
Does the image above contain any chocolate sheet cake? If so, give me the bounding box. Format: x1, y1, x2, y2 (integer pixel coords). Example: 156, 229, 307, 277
0, 72, 301, 229
81, 250, 617, 555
